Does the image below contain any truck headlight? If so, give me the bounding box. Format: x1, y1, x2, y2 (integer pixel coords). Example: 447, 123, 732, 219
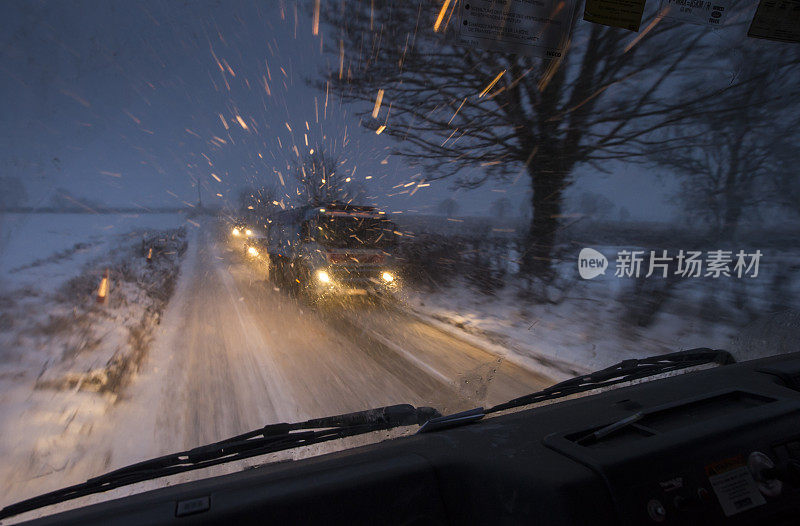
316, 270, 331, 283
247, 246, 259, 257
245, 228, 253, 236
232, 227, 241, 236
381, 271, 394, 283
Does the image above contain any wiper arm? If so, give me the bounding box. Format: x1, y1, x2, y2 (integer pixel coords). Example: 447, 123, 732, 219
487, 348, 734, 415
0, 404, 440, 521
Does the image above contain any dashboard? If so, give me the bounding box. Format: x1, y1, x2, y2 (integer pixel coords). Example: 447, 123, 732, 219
24, 352, 800, 525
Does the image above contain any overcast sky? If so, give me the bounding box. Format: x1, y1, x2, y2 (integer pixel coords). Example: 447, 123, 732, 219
0, 0, 678, 219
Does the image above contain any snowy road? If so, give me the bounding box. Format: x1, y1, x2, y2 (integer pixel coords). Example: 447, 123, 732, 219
151, 220, 552, 449
1, 219, 553, 517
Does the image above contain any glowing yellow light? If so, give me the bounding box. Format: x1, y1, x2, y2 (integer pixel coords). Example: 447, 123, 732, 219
316, 270, 331, 283
247, 246, 259, 257
97, 276, 109, 299
245, 229, 253, 236
376, 125, 386, 135
382, 271, 394, 282
232, 228, 241, 236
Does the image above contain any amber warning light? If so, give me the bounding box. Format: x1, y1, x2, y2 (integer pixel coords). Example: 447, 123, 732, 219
96, 269, 110, 304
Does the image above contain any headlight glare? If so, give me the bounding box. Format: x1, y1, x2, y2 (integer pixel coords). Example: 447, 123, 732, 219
316, 270, 331, 283
382, 271, 394, 282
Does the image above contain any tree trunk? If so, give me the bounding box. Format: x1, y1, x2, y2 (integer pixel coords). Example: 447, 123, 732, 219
719, 193, 742, 240
719, 133, 745, 240
522, 169, 567, 279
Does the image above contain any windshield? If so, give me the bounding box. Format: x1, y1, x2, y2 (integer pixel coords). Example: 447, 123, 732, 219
1, 0, 799, 518
308, 216, 398, 249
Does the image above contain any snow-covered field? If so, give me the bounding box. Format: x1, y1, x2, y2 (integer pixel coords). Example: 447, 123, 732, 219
0, 212, 190, 513
392, 215, 800, 376
0, 212, 191, 394
0, 213, 188, 289
401, 239, 800, 376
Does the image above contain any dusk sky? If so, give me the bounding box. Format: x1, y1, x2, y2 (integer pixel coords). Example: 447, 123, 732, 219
1, 0, 676, 219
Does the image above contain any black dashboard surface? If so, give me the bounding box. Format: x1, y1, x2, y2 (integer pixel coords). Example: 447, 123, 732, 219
20, 352, 800, 525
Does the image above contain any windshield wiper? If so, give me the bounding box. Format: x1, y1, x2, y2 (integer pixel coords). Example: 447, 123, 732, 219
416, 348, 735, 433
0, 404, 440, 521
486, 347, 734, 415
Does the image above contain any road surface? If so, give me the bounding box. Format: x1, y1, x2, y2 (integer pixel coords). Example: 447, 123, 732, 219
154, 220, 552, 448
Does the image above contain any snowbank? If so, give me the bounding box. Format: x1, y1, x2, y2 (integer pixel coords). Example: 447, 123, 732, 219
400, 245, 800, 375
0, 213, 190, 510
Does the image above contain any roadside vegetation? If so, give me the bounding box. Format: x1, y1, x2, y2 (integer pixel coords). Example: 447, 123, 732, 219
0, 228, 187, 396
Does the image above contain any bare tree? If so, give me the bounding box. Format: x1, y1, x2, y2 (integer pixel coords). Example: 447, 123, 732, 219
238, 185, 278, 218
0, 176, 28, 211
518, 198, 532, 221
490, 197, 512, 219
772, 149, 800, 218
319, 0, 737, 278
344, 181, 368, 203
238, 188, 256, 212
649, 45, 800, 238
577, 191, 615, 221
437, 197, 459, 217
290, 149, 356, 206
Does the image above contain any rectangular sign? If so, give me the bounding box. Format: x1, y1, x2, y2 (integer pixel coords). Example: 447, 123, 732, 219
583, 0, 647, 31
747, 0, 800, 43
455, 0, 576, 59
658, 0, 730, 25
705, 456, 766, 517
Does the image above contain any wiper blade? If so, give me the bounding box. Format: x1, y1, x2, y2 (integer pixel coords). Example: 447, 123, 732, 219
0, 404, 440, 521
487, 348, 734, 415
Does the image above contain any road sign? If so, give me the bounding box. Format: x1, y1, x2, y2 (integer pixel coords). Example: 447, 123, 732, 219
455, 0, 576, 59
748, 0, 800, 43
583, 0, 647, 31
658, 0, 730, 26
